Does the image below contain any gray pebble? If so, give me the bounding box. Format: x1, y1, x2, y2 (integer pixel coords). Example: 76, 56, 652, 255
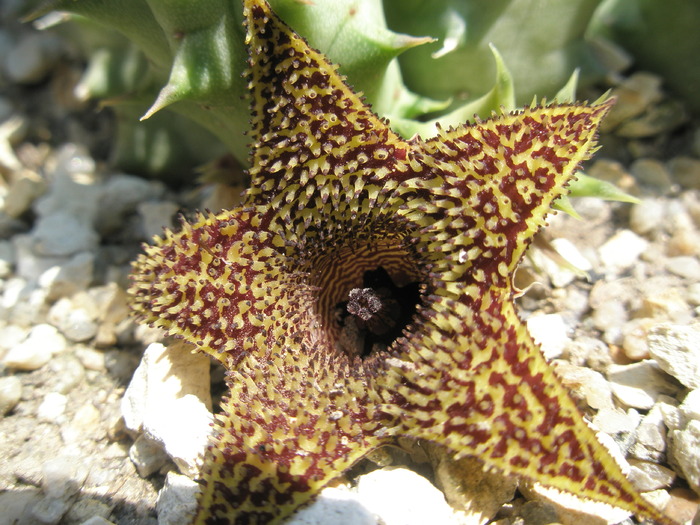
4, 33, 60, 84
42, 455, 89, 499
669, 156, 700, 190
0, 488, 43, 525
0, 238, 16, 278
519, 500, 560, 525
34, 146, 101, 223
648, 323, 700, 389
156, 471, 200, 525
49, 296, 98, 343
629, 460, 676, 491
602, 72, 663, 130
95, 174, 166, 236
129, 434, 169, 478
29, 495, 72, 525
138, 201, 180, 241
617, 100, 686, 140
31, 211, 99, 258
63, 497, 114, 525
104, 349, 140, 382
629, 403, 668, 462
48, 353, 85, 395
39, 251, 95, 302
670, 420, 700, 494
607, 360, 680, 410
0, 95, 13, 121
630, 158, 674, 192
79, 516, 117, 525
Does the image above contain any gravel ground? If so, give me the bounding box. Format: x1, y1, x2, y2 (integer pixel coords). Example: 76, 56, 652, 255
1, 4, 700, 525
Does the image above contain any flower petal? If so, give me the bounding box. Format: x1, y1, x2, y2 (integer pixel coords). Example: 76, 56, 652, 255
194, 349, 388, 524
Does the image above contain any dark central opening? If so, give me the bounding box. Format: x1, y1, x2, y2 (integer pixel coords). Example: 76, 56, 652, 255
335, 267, 421, 358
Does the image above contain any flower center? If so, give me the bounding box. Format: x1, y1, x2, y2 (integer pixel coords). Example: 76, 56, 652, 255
334, 267, 420, 358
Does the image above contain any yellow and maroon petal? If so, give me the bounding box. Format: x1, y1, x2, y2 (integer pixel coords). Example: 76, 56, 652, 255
130, 207, 303, 365
243, 0, 409, 219
381, 289, 671, 525
194, 342, 390, 524
396, 101, 613, 291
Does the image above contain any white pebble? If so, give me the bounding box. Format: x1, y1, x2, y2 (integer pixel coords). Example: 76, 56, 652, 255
638, 288, 693, 324
621, 318, 655, 361
0, 375, 22, 416
3, 323, 67, 371
679, 389, 700, 424
37, 392, 68, 423
74, 346, 106, 371
527, 313, 570, 360
12, 234, 69, 283
287, 484, 375, 525
591, 300, 627, 345
122, 341, 213, 477
30, 495, 71, 525
33, 145, 101, 223
598, 229, 649, 272
686, 283, 700, 306
592, 407, 641, 435
356, 467, 460, 525
670, 420, 700, 493
554, 362, 614, 411
0, 323, 29, 353
665, 256, 700, 280
630, 198, 665, 235
0, 488, 42, 525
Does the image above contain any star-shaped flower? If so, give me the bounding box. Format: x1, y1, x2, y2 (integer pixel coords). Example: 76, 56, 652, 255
129, 1, 674, 524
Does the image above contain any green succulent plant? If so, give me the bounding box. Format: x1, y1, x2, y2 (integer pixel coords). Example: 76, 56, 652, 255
28, 0, 621, 187
590, 0, 700, 115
